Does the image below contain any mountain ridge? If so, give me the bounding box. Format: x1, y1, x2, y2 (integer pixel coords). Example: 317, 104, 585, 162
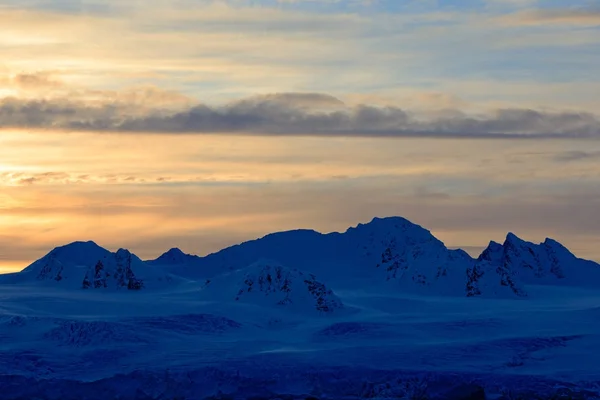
2, 216, 599, 298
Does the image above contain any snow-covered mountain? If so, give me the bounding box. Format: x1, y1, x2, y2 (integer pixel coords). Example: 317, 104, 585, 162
472, 232, 600, 291
167, 217, 511, 297
201, 260, 344, 313
2, 217, 599, 298
147, 247, 203, 267
2, 217, 600, 399
467, 244, 528, 298
0, 241, 180, 289
342, 217, 475, 296
0, 241, 114, 287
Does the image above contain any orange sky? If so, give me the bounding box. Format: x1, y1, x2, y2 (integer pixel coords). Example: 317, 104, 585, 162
1, 130, 600, 272
1, 1, 600, 271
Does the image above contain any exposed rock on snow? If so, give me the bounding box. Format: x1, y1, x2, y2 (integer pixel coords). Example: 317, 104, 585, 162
204, 261, 344, 313
15, 241, 110, 284
82, 249, 144, 290
346, 217, 475, 296
4, 241, 180, 290
468, 241, 528, 298
474, 232, 600, 290
5, 216, 600, 298
44, 320, 148, 347
35, 254, 67, 282
131, 314, 242, 334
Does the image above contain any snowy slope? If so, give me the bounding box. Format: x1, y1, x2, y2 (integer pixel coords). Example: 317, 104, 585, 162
1, 276, 600, 398
0, 241, 113, 287
1, 217, 600, 398
161, 217, 466, 294
0, 241, 182, 290
165, 217, 522, 298
165, 229, 335, 281
474, 233, 600, 291
200, 260, 344, 314
5, 217, 600, 298
341, 217, 475, 296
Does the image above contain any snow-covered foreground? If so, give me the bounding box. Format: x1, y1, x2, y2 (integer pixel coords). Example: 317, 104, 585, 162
1, 217, 600, 399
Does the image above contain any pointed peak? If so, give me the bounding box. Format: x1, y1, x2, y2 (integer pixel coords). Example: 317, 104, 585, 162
477, 240, 504, 261
157, 247, 197, 260
505, 232, 526, 245
151, 247, 199, 265
486, 240, 504, 251
164, 247, 186, 256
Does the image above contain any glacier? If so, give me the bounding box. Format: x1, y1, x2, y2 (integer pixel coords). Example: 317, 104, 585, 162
0, 216, 599, 399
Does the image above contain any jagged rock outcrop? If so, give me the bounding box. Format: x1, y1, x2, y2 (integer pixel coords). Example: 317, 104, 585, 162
346, 217, 474, 296
473, 232, 600, 290
82, 249, 144, 290
204, 261, 344, 313
2, 240, 181, 290
82, 261, 105, 288
35, 254, 66, 282
6, 217, 600, 298
468, 241, 527, 297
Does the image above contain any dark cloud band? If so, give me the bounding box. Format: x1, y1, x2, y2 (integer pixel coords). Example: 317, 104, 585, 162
1, 93, 599, 138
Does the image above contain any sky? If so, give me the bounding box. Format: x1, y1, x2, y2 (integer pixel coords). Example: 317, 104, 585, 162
1, 0, 599, 271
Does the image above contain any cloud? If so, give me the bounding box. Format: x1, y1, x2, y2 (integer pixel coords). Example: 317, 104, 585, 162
1, 2, 599, 116
10, 72, 63, 89
552, 150, 600, 162
0, 92, 599, 138
503, 7, 600, 26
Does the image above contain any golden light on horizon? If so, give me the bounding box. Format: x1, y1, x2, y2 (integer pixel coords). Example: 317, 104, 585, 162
1, 0, 600, 272
0, 129, 599, 271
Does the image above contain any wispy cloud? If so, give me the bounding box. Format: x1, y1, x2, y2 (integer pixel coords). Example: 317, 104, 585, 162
552, 150, 600, 162
1, 1, 599, 109
502, 7, 600, 26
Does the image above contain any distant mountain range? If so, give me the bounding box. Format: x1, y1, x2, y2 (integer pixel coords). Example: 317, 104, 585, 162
1, 217, 599, 306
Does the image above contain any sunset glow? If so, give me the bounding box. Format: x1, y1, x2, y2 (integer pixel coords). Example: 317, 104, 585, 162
1, 0, 599, 270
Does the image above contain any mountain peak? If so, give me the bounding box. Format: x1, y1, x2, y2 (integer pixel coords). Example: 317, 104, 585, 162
160, 247, 194, 259
347, 216, 428, 236
165, 247, 186, 256
489, 240, 502, 248
19, 240, 112, 275
368, 216, 416, 227
477, 240, 504, 262
51, 240, 104, 254
505, 232, 525, 244
149, 247, 201, 266
115, 248, 131, 256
